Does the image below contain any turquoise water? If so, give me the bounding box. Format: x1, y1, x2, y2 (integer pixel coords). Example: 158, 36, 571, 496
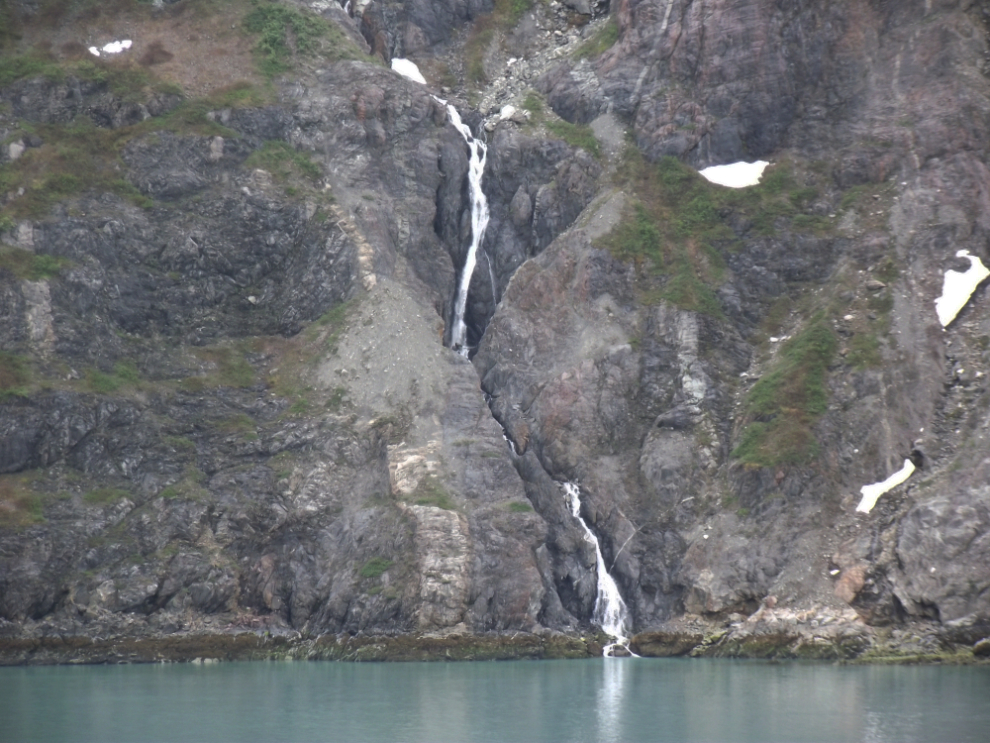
2, 658, 988, 742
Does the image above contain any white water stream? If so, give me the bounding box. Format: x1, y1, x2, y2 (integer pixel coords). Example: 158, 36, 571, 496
390, 58, 490, 357
390, 60, 630, 648
563, 483, 634, 656
444, 106, 490, 357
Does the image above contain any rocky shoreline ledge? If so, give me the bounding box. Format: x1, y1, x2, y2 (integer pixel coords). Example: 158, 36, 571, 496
4, 616, 988, 666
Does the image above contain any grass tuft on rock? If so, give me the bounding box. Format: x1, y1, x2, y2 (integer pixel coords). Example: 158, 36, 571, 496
597, 151, 833, 317
83, 487, 131, 506
85, 361, 142, 394
359, 557, 394, 580
0, 246, 69, 280
573, 15, 618, 60
243, 1, 370, 78
0, 473, 46, 529
243, 140, 322, 184
411, 475, 457, 510
732, 316, 837, 467
0, 352, 30, 399
545, 119, 601, 159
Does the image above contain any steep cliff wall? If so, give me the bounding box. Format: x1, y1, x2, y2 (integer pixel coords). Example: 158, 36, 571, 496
1, 0, 989, 662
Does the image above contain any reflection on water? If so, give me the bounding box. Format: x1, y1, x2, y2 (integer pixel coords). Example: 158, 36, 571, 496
596, 658, 626, 741
1, 659, 988, 743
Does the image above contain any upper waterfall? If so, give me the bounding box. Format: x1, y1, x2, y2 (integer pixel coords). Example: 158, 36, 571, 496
444, 106, 490, 357
390, 58, 490, 357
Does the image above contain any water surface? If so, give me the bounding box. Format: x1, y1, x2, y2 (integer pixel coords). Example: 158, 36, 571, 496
2, 658, 988, 742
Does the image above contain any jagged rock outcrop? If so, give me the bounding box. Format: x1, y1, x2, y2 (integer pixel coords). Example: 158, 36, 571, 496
482, 0, 990, 636
2, 0, 990, 663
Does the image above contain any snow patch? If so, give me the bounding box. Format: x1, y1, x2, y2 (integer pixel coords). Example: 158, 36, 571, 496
934, 250, 990, 327
390, 58, 426, 85
88, 39, 132, 57
856, 459, 916, 514
699, 160, 770, 188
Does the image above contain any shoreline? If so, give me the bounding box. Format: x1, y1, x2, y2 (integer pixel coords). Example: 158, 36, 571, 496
3, 623, 988, 666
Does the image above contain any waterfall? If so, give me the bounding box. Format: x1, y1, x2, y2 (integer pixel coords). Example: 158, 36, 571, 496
563, 482, 635, 657
389, 58, 491, 357
444, 105, 490, 357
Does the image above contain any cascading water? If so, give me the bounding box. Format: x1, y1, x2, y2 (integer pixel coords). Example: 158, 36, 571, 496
390, 58, 490, 358
563, 483, 635, 657
444, 106, 490, 357
389, 60, 630, 652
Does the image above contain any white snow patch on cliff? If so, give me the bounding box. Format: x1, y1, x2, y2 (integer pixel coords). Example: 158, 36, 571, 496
856, 459, 916, 513
88, 39, 132, 57
699, 160, 770, 188
391, 58, 426, 85
934, 250, 990, 327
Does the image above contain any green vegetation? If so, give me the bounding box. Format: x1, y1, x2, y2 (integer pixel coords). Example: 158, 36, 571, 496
846, 331, 882, 370
219, 414, 258, 439
0, 1, 17, 53
520, 91, 600, 157
243, 140, 321, 184
0, 45, 282, 223
597, 152, 833, 316
661, 251, 724, 318
0, 246, 69, 280
83, 487, 130, 506
0, 473, 46, 528
839, 184, 870, 211
873, 256, 899, 284
573, 16, 619, 60
184, 346, 256, 390
0, 46, 170, 96
732, 316, 837, 467
0, 352, 30, 399
85, 361, 141, 394
0, 52, 64, 88
499, 0, 534, 24
311, 298, 358, 356
287, 399, 310, 415
411, 475, 457, 510
243, 1, 370, 77
545, 119, 601, 159
359, 557, 394, 580
159, 466, 209, 502
521, 91, 544, 117
0, 117, 154, 219
507, 501, 534, 513
164, 435, 196, 453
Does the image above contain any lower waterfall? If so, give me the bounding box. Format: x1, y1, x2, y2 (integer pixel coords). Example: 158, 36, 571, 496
563, 483, 635, 657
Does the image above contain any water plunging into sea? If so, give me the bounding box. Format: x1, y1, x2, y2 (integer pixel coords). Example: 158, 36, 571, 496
563, 482, 634, 656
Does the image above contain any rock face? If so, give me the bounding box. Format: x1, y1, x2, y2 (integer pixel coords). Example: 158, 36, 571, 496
1, 0, 990, 660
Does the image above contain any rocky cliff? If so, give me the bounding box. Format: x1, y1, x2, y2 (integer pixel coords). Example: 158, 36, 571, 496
1, 0, 989, 663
